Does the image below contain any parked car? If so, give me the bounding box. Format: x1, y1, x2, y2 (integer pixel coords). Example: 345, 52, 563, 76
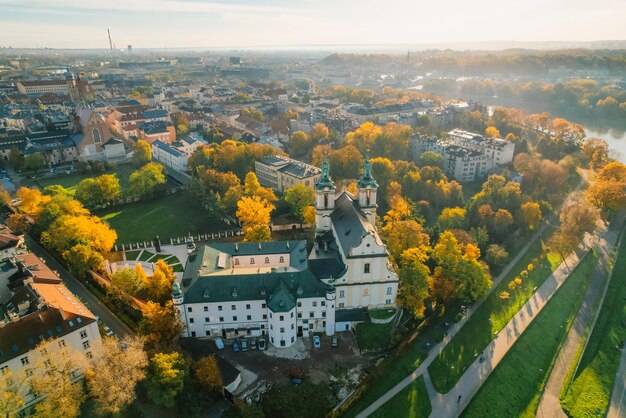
331, 336, 339, 347
241, 339, 248, 351
103, 326, 114, 337
313, 335, 321, 349
289, 367, 305, 384
232, 341, 240, 352
250, 338, 257, 350
258, 338, 267, 351
214, 338, 224, 350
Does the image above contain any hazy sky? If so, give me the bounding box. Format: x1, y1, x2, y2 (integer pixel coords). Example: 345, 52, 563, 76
1, 0, 626, 49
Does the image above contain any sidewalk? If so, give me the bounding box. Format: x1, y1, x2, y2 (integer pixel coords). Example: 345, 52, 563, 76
537, 215, 625, 418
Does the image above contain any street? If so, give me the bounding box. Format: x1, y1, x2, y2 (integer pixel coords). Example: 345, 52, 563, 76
25, 234, 134, 338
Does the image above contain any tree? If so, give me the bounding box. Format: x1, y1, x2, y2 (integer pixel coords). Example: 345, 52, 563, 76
282, 109, 299, 121
243, 172, 276, 203
41, 214, 117, 255
559, 194, 600, 240
145, 352, 188, 408
95, 174, 122, 204
310, 123, 329, 141
129, 162, 166, 196
438, 207, 466, 230
398, 247, 430, 318
287, 131, 310, 157
192, 355, 223, 393
241, 108, 264, 122
284, 184, 314, 223
236, 196, 274, 242
30, 346, 87, 418
262, 381, 335, 418
582, 138, 609, 170
64, 244, 105, 278
586, 162, 626, 215
86, 336, 148, 416
419, 151, 444, 168
520, 201, 542, 230
140, 301, 184, 354
0, 370, 27, 418
22, 153, 45, 174
486, 244, 509, 267
111, 265, 146, 297
74, 178, 101, 208
16, 186, 51, 216
485, 126, 500, 138
344, 122, 382, 154
133, 140, 152, 166
9, 147, 24, 169
7, 213, 30, 233
144, 260, 175, 304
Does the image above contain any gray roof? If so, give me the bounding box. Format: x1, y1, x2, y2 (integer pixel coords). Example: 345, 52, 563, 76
330, 192, 376, 255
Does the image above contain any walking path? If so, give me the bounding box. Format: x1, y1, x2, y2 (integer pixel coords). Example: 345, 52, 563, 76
537, 215, 625, 418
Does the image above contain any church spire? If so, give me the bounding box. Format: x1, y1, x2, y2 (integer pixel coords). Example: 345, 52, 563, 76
316, 154, 335, 191
358, 154, 378, 189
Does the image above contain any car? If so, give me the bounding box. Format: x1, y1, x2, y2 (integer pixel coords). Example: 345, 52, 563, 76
241, 339, 248, 351
331, 336, 339, 347
250, 338, 257, 350
313, 335, 321, 349
214, 338, 224, 350
258, 338, 266, 351
232, 341, 240, 352
103, 326, 114, 337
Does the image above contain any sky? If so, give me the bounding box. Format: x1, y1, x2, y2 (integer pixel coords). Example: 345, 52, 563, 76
1, 0, 626, 49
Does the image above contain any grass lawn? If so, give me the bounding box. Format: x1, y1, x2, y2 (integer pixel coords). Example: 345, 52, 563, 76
171, 264, 184, 272
369, 308, 397, 320
36, 163, 137, 195
370, 376, 432, 418
561, 232, 626, 418
429, 226, 562, 393
95, 193, 228, 243
138, 250, 155, 262
341, 314, 451, 418
461, 251, 596, 418
355, 320, 395, 351
147, 253, 175, 263
125, 250, 141, 261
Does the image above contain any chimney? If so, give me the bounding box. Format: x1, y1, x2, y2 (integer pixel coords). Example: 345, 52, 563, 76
235, 243, 239, 252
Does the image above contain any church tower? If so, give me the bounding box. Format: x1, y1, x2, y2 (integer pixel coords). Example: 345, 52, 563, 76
357, 155, 378, 225
315, 156, 336, 234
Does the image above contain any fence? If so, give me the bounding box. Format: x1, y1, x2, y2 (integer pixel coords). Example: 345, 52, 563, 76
89, 270, 147, 312
113, 228, 242, 252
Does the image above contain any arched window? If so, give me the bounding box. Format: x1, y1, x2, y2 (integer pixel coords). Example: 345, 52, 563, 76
250, 258, 255, 264
279, 256, 285, 263
324, 193, 328, 209
92, 128, 101, 144
234, 258, 240, 265
265, 257, 270, 264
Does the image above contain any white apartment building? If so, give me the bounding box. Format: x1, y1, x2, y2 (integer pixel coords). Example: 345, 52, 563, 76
255, 155, 321, 193
151, 140, 189, 173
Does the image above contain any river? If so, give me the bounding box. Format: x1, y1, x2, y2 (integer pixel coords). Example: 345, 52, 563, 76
584, 128, 626, 164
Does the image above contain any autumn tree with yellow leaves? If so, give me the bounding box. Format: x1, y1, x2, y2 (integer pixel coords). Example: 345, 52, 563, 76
236, 195, 274, 242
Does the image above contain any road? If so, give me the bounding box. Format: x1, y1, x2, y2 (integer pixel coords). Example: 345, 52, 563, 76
25, 234, 134, 338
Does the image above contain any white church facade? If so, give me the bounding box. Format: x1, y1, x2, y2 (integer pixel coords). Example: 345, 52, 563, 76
173, 157, 398, 348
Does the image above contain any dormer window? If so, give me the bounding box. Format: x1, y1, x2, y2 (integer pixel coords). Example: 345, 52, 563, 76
234, 258, 240, 265
250, 258, 255, 264
265, 257, 270, 264
279, 256, 285, 263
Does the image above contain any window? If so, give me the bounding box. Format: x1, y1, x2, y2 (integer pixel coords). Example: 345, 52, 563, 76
25, 368, 33, 377
270, 325, 273, 330
231, 305, 236, 311
364, 263, 370, 274
312, 301, 317, 307
271, 337, 274, 344
291, 324, 294, 330
265, 257, 270, 264
262, 303, 266, 309
250, 258, 255, 264
58, 340, 65, 347
191, 331, 196, 337
385, 299, 392, 304
339, 302, 345, 308
270, 313, 272, 319
309, 312, 314, 318
189, 318, 195, 323
80, 330, 88, 339
205, 331, 211, 336
279, 315, 284, 321
280, 327, 285, 333
187, 307, 193, 312
247, 315, 252, 321
82, 341, 90, 349
233, 316, 238, 321
218, 305, 223, 311
339, 290, 345, 298
291, 312, 294, 318
279, 256, 285, 263
263, 314, 267, 320
298, 313, 302, 319
321, 301, 325, 307
205, 317, 210, 323
92, 128, 101, 143
297, 301, 302, 307
86, 352, 93, 360
20, 356, 29, 366
246, 304, 251, 310
363, 288, 369, 296
219, 317, 224, 322
322, 312, 326, 318
234, 259, 240, 265
386, 286, 392, 295
291, 336, 295, 343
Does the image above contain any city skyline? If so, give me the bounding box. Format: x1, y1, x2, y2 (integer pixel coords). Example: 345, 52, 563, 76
1, 0, 626, 49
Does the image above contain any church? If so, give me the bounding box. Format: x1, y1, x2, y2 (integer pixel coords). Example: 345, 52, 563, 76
173, 157, 398, 348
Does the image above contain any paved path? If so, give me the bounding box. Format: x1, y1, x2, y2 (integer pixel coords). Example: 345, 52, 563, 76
355, 217, 556, 418
537, 215, 625, 418
25, 235, 134, 338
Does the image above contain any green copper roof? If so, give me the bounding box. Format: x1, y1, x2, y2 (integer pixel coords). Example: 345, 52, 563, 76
267, 281, 296, 312
358, 155, 378, 188
316, 155, 335, 191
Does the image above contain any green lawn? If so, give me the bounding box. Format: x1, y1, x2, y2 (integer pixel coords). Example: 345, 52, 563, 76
95, 193, 229, 243
147, 253, 176, 263
355, 320, 395, 351
369, 308, 397, 320
125, 250, 141, 261
138, 250, 155, 262
171, 264, 185, 273
461, 251, 596, 418
429, 226, 562, 392
341, 314, 450, 418
36, 163, 137, 195
370, 376, 431, 418
562, 231, 626, 418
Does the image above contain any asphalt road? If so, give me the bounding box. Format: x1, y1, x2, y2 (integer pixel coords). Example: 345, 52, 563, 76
25, 234, 134, 338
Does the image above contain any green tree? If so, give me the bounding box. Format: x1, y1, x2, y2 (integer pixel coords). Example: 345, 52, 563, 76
145, 352, 188, 408
129, 163, 166, 196
398, 247, 431, 318
9, 147, 24, 169
22, 153, 46, 174
63, 244, 105, 278
419, 151, 444, 168
287, 131, 310, 157
111, 265, 146, 297
284, 184, 314, 223
133, 140, 152, 166
438, 207, 466, 230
